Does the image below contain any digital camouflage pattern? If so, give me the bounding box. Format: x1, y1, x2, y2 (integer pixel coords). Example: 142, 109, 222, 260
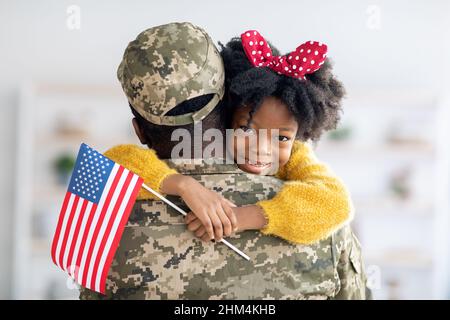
79, 159, 370, 300
117, 22, 225, 126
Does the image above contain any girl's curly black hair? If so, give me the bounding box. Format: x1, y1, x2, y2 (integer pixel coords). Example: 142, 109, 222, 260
220, 37, 346, 141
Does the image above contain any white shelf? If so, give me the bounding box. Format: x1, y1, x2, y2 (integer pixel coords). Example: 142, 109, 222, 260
353, 196, 434, 218
315, 141, 435, 159
366, 254, 433, 270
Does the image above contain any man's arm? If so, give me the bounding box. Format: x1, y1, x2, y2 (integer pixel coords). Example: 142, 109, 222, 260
332, 226, 372, 300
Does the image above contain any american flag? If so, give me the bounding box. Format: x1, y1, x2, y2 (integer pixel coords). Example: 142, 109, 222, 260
51, 143, 143, 294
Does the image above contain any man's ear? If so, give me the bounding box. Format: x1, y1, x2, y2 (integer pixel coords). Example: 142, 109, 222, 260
132, 118, 149, 145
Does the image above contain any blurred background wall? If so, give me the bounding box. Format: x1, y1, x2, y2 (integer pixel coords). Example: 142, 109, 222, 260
1, 0, 449, 299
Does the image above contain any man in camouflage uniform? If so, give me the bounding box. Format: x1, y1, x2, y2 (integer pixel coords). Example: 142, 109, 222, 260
80, 22, 370, 299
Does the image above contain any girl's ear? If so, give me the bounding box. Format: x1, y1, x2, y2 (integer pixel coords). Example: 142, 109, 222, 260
132, 118, 151, 146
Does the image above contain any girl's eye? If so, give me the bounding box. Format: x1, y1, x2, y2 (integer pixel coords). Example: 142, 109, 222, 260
240, 125, 255, 134
278, 135, 290, 142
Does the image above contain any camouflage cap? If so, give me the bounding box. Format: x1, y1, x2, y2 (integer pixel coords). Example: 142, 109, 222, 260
117, 22, 225, 126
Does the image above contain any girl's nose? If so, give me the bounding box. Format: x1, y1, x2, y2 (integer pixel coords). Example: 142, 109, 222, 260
257, 135, 272, 157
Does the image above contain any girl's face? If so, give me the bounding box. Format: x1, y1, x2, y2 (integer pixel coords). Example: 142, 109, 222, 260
230, 96, 299, 175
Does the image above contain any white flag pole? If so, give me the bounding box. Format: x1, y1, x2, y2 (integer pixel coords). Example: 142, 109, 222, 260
141, 183, 251, 261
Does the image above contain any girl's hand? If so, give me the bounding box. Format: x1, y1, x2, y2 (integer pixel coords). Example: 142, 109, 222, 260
185, 213, 215, 242
185, 205, 269, 242
161, 173, 238, 241
177, 177, 237, 241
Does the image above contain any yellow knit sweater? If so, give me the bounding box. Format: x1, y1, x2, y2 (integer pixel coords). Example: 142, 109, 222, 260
104, 141, 353, 244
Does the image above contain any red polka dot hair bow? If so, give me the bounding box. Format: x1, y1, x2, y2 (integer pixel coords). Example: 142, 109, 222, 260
241, 30, 328, 80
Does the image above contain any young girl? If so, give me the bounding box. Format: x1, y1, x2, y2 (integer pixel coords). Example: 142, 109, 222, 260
106, 30, 352, 244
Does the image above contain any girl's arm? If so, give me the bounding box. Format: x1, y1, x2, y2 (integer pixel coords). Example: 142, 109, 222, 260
185, 141, 353, 244
251, 141, 353, 244
104, 144, 237, 241
104, 144, 177, 200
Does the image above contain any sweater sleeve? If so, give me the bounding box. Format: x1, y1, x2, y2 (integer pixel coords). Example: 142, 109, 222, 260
104, 144, 178, 200
257, 141, 354, 244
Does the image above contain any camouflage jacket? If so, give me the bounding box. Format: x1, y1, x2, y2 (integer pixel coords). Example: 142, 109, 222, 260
80, 159, 370, 300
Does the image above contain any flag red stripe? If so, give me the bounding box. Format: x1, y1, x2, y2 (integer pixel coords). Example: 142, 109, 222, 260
66, 199, 88, 276
73, 202, 98, 283
99, 177, 143, 293
81, 166, 125, 287
58, 195, 80, 270
51, 191, 71, 266
90, 170, 133, 289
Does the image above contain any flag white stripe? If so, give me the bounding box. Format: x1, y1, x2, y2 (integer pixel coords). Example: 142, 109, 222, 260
86, 168, 129, 288
69, 201, 93, 278
77, 164, 120, 287
62, 198, 86, 271
54, 194, 75, 269
95, 174, 139, 292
